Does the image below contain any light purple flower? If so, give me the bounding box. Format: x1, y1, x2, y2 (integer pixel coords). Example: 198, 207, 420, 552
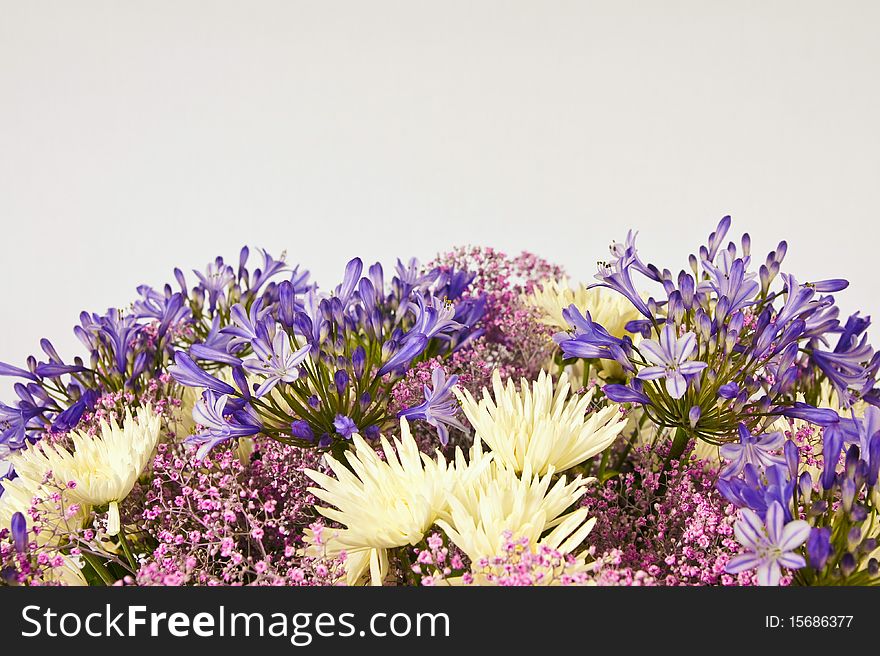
398, 366, 467, 446
242, 331, 310, 397
719, 424, 786, 478
188, 391, 262, 459
726, 501, 809, 586
635, 323, 707, 399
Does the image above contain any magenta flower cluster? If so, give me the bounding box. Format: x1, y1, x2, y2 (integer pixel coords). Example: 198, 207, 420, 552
132, 439, 344, 586
582, 440, 768, 586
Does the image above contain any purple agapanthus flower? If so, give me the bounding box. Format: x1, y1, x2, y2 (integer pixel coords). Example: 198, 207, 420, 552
248, 248, 290, 294
725, 501, 810, 586
778, 402, 840, 426
410, 292, 463, 341
188, 391, 262, 460
193, 257, 236, 312
95, 308, 141, 375
398, 366, 467, 446
811, 323, 874, 408
725, 463, 797, 521
377, 333, 428, 377
719, 424, 786, 478
242, 331, 310, 397
554, 305, 633, 370
168, 351, 237, 396
603, 381, 651, 405
334, 257, 363, 307
333, 414, 359, 439
222, 300, 269, 354
593, 244, 653, 318
701, 252, 759, 314
636, 323, 707, 399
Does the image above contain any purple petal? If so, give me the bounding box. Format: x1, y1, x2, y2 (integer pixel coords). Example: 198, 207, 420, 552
678, 360, 708, 375
734, 508, 766, 548
639, 339, 668, 367
757, 562, 782, 587
676, 332, 697, 361
777, 552, 806, 570
665, 371, 687, 399
765, 501, 785, 544
725, 552, 762, 574
777, 519, 811, 552
636, 366, 667, 381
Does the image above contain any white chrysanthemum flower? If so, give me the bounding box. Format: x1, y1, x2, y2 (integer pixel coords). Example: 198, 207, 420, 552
525, 278, 640, 338
436, 462, 595, 567
304, 419, 488, 586
6, 406, 161, 536
456, 370, 626, 475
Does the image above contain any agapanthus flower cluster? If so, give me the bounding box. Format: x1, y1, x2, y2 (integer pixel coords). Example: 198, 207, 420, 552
0, 247, 297, 457
2, 220, 878, 587
169, 255, 488, 458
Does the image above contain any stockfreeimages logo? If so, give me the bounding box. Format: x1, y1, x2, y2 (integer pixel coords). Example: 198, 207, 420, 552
20, 605, 450, 646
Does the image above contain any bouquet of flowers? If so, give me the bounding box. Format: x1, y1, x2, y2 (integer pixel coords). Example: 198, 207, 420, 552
2, 216, 878, 587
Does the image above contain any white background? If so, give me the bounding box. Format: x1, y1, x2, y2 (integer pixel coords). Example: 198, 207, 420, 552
1, 1, 878, 382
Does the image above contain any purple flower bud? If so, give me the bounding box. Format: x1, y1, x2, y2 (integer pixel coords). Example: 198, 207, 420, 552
307, 395, 320, 409
174, 267, 188, 294
781, 403, 840, 427
363, 424, 380, 439
718, 382, 739, 399
381, 338, 398, 362
840, 552, 857, 577
774, 240, 788, 264
809, 279, 848, 293
868, 559, 879, 576
807, 527, 832, 570
352, 346, 366, 379
715, 296, 731, 324
842, 476, 856, 512
695, 310, 712, 341
784, 440, 800, 479
290, 420, 315, 442
678, 272, 695, 309
868, 432, 880, 487
603, 383, 650, 405
845, 444, 860, 476
759, 264, 771, 294
278, 281, 297, 329
848, 527, 862, 551
798, 472, 813, 504
688, 406, 701, 428
851, 504, 868, 522
334, 370, 349, 396
11, 512, 27, 554
359, 392, 371, 410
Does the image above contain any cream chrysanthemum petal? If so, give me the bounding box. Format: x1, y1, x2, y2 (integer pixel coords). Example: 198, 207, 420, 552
456, 370, 626, 475
524, 278, 640, 338
304, 419, 483, 586
4, 405, 161, 536
436, 462, 595, 567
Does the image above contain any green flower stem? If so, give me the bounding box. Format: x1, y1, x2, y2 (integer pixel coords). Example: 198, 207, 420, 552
81, 551, 115, 586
